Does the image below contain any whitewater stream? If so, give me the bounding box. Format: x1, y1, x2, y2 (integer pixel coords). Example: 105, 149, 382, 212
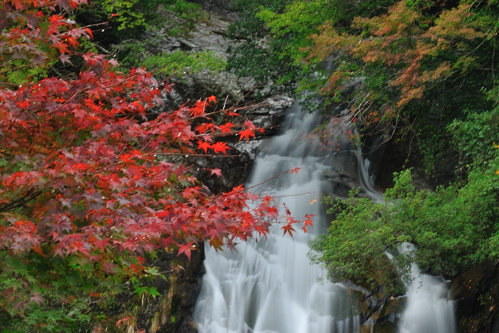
193, 102, 456, 333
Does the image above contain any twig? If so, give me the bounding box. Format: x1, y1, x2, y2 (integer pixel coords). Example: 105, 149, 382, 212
154, 153, 242, 158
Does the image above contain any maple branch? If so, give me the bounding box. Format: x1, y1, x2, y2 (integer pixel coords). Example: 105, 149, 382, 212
0, 189, 41, 213
202, 100, 271, 118
154, 153, 242, 158
209, 124, 280, 140
49, 70, 111, 114
104, 74, 141, 90
272, 191, 316, 199
245, 168, 294, 190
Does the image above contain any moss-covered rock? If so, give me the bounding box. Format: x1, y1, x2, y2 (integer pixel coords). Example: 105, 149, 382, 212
136, 247, 205, 333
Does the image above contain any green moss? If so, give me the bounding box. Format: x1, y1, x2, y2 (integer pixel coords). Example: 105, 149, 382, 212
142, 50, 226, 78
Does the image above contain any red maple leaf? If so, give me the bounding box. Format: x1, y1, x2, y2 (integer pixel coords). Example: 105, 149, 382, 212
282, 223, 296, 239
238, 128, 255, 142
212, 142, 231, 154
177, 242, 194, 260
195, 123, 215, 134
197, 140, 212, 153
290, 167, 301, 174
302, 214, 315, 233
190, 100, 206, 117
89, 234, 111, 253
210, 168, 222, 178
218, 122, 236, 136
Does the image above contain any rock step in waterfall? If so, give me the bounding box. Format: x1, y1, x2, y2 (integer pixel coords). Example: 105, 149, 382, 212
193, 102, 456, 333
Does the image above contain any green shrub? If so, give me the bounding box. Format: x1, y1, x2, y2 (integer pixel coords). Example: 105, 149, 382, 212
310, 161, 499, 295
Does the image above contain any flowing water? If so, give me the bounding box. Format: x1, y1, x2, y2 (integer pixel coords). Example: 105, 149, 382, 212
398, 244, 457, 333
193, 102, 456, 333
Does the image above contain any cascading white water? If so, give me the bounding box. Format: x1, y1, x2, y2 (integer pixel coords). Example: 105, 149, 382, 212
193, 102, 457, 333
397, 244, 457, 333
193, 102, 361, 333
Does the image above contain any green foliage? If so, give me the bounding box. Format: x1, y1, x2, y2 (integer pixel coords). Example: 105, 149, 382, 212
225, 0, 300, 94
257, 0, 335, 65
386, 168, 499, 274
302, 0, 499, 175
100, 0, 147, 31
83, 0, 204, 31
224, 0, 397, 98
448, 89, 499, 167
0, 250, 139, 332
309, 191, 403, 294
4, 60, 53, 86
157, 0, 208, 37
142, 50, 226, 78
310, 156, 499, 294
75, 0, 206, 46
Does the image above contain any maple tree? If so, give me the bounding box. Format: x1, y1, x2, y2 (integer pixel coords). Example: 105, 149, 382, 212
253, 0, 499, 175
0, 1, 308, 331
305, 1, 486, 108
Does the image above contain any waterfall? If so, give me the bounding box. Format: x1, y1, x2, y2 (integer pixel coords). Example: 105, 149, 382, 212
194, 102, 361, 333
397, 244, 457, 333
193, 102, 456, 333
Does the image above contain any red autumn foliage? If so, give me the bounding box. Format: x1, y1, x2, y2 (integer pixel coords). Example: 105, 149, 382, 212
0, 0, 308, 327
0, 15, 293, 258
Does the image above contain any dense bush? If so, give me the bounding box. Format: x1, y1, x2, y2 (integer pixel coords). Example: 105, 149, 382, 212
310, 141, 499, 295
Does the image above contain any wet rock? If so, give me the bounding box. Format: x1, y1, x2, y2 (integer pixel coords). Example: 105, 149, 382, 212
142, 8, 273, 107
339, 252, 406, 332
373, 321, 397, 333
137, 247, 205, 333
450, 261, 499, 333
